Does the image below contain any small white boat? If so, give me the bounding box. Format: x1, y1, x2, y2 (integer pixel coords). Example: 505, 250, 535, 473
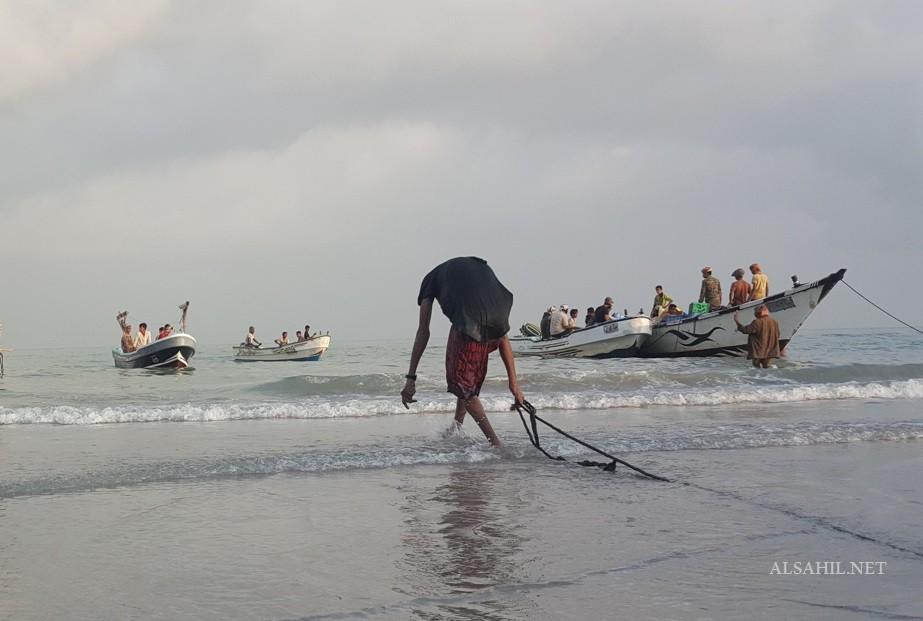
233, 335, 331, 362
640, 269, 845, 357
510, 316, 652, 358
112, 334, 197, 369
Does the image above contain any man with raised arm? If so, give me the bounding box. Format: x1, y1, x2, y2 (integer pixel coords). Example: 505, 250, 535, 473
400, 256, 526, 447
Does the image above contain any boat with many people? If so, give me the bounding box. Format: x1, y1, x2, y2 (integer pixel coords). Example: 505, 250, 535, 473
112, 302, 197, 369
510, 316, 652, 358
234, 334, 331, 362
113, 333, 197, 369
640, 269, 845, 357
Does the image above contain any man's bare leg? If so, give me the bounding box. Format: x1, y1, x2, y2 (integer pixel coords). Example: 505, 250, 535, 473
452, 398, 466, 429
464, 396, 502, 447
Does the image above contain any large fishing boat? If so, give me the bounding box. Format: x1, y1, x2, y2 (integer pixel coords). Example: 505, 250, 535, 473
233, 334, 331, 362
112, 333, 198, 369
510, 316, 652, 358
640, 269, 845, 357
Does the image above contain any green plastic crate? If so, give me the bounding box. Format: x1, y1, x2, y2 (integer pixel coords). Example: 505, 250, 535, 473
688, 302, 710, 315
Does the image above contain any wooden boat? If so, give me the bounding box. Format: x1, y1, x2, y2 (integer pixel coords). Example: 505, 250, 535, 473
112, 334, 197, 369
510, 316, 652, 358
640, 269, 845, 357
233, 335, 331, 362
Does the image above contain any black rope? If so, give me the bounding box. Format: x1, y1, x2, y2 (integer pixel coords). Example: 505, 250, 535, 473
513, 400, 670, 482
842, 280, 923, 336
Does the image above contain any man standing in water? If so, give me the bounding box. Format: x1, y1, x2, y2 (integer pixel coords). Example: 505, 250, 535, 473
401, 256, 526, 447
734, 304, 781, 368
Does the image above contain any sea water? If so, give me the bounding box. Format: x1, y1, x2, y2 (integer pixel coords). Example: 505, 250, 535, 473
1, 329, 921, 620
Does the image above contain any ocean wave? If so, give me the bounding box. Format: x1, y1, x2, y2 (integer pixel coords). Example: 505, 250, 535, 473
251, 363, 923, 398
3, 420, 921, 499
2, 379, 922, 425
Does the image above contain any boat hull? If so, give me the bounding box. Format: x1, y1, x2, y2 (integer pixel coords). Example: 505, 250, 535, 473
640, 269, 845, 357
112, 334, 197, 369
511, 317, 652, 358
234, 335, 331, 361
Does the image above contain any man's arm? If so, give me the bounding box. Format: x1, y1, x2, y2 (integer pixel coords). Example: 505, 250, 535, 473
497, 336, 525, 404
401, 299, 433, 408
734, 311, 756, 334
699, 281, 706, 303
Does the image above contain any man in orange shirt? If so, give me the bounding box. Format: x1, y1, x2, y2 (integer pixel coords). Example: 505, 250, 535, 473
729, 268, 752, 306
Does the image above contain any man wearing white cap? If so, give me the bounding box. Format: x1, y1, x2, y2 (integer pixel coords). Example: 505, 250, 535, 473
550, 304, 575, 337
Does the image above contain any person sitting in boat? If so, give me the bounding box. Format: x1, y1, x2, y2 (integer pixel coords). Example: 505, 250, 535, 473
540, 307, 555, 339
585, 307, 596, 327
569, 308, 580, 327
651, 285, 672, 317
749, 263, 769, 301
698, 267, 722, 310
275, 331, 290, 347
593, 297, 614, 324
304, 325, 316, 339
654, 303, 686, 325
120, 323, 137, 353
243, 326, 261, 348
157, 324, 173, 340
550, 304, 576, 337
729, 268, 752, 307
295, 330, 304, 342
133, 322, 152, 349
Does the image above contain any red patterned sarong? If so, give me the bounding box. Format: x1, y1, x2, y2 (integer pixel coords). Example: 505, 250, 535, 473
445, 326, 499, 399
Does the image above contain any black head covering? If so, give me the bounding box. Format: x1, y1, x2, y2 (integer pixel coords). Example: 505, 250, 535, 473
417, 257, 513, 342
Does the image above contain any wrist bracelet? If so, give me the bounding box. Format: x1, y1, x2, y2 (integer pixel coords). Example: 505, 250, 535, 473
405, 374, 417, 381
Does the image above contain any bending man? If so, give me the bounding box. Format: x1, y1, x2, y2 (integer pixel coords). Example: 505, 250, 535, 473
401, 256, 525, 447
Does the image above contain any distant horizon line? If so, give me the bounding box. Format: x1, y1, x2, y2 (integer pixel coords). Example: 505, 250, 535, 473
2, 325, 920, 353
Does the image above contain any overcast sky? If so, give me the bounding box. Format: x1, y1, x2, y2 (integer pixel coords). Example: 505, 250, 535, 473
2, 1, 921, 348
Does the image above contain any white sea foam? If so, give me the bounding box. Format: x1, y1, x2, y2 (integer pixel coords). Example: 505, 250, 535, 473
3, 420, 922, 499
2, 379, 922, 425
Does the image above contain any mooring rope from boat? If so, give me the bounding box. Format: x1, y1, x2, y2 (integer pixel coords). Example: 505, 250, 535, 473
513, 400, 670, 481
842, 280, 923, 336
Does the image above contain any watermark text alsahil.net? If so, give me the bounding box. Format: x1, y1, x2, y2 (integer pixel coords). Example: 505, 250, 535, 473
770, 561, 887, 576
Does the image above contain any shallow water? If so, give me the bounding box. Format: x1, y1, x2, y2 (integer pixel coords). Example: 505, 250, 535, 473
1, 329, 922, 619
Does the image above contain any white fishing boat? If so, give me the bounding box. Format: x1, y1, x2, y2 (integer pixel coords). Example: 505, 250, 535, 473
112, 302, 196, 369
112, 333, 197, 369
640, 269, 845, 357
233, 335, 331, 362
510, 316, 652, 358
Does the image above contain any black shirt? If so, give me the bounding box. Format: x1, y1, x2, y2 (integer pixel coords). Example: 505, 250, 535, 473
417, 257, 513, 342
594, 305, 612, 324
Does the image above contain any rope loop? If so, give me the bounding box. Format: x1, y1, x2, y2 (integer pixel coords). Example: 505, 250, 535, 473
513, 400, 669, 481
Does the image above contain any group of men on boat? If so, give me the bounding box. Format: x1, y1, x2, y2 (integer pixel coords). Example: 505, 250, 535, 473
531, 261, 784, 367
647, 263, 773, 321
115, 312, 177, 354
534, 264, 774, 340
241, 324, 319, 349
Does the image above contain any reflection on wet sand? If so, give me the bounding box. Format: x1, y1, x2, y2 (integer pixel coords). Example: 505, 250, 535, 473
399, 465, 531, 620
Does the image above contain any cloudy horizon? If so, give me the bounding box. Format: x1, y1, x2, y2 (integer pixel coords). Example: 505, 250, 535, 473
2, 1, 921, 349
